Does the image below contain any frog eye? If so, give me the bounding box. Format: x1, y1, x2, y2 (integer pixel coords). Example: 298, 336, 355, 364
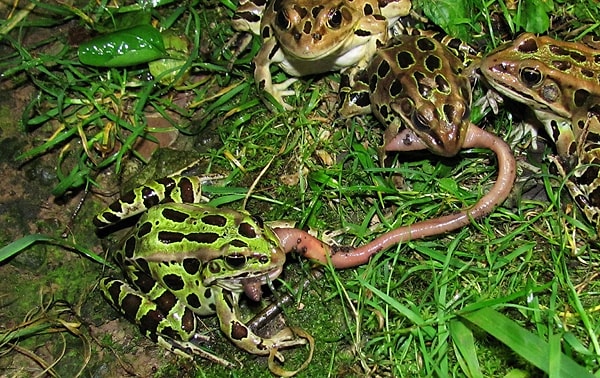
225, 253, 247, 268
276, 9, 291, 29
520, 67, 542, 86
327, 9, 343, 29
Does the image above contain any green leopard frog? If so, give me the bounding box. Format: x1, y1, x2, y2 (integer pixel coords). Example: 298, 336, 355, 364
95, 175, 312, 372
232, 0, 411, 109
480, 33, 600, 228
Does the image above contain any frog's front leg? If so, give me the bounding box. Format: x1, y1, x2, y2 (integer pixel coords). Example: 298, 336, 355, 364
100, 277, 234, 367
214, 287, 310, 361
253, 37, 297, 110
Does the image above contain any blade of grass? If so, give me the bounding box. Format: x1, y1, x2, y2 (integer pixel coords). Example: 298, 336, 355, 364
460, 307, 593, 377
0, 234, 111, 267
450, 317, 483, 378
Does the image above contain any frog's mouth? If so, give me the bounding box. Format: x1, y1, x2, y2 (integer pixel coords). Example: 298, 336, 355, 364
216, 266, 283, 301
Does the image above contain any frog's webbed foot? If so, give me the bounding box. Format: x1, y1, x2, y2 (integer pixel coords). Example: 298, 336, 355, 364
267, 326, 312, 362
509, 121, 541, 150
474, 88, 503, 116
474, 89, 541, 150
268, 327, 315, 377
216, 288, 313, 371
264, 78, 298, 111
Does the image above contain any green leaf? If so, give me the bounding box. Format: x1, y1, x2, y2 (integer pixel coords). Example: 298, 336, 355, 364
518, 0, 552, 33
0, 234, 111, 267
415, 0, 473, 41
78, 24, 167, 67
450, 319, 483, 378
460, 307, 593, 377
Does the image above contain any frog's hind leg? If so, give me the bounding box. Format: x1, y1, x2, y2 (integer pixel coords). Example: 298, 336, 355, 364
100, 277, 232, 366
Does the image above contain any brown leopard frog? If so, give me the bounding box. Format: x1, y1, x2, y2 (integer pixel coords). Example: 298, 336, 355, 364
297, 31, 516, 267
480, 33, 600, 228
232, 0, 411, 109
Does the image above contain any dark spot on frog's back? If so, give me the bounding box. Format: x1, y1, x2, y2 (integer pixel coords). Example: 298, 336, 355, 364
435, 75, 449, 93
548, 44, 568, 56
588, 187, 600, 208
201, 214, 227, 227
377, 59, 390, 78
133, 273, 156, 294
369, 74, 378, 92
303, 21, 312, 35
551, 60, 571, 71
177, 177, 196, 203
135, 258, 150, 274
141, 186, 161, 209
157, 231, 185, 244
185, 232, 220, 244
238, 222, 257, 238
443, 104, 457, 122
578, 157, 600, 186
574, 89, 591, 107
569, 50, 586, 63
230, 239, 249, 248
163, 274, 185, 291
390, 79, 403, 97
581, 69, 595, 78
446, 38, 462, 52
138, 309, 162, 338
590, 104, 600, 118
425, 54, 442, 72
154, 290, 177, 311
121, 293, 143, 319
378, 103, 389, 118
106, 200, 124, 216
183, 258, 201, 274
162, 208, 189, 223
396, 51, 415, 69
272, 0, 283, 11
416, 37, 435, 52
311, 5, 322, 18
137, 222, 153, 238
124, 236, 136, 258
236, 11, 260, 23
349, 90, 370, 108
186, 293, 201, 309
518, 37, 538, 53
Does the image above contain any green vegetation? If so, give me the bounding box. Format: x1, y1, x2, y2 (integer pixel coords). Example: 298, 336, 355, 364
1, 0, 600, 376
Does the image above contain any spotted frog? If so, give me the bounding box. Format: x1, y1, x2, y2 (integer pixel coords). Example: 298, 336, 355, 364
232, 0, 412, 109
95, 176, 313, 372
298, 33, 516, 267
479, 33, 600, 228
